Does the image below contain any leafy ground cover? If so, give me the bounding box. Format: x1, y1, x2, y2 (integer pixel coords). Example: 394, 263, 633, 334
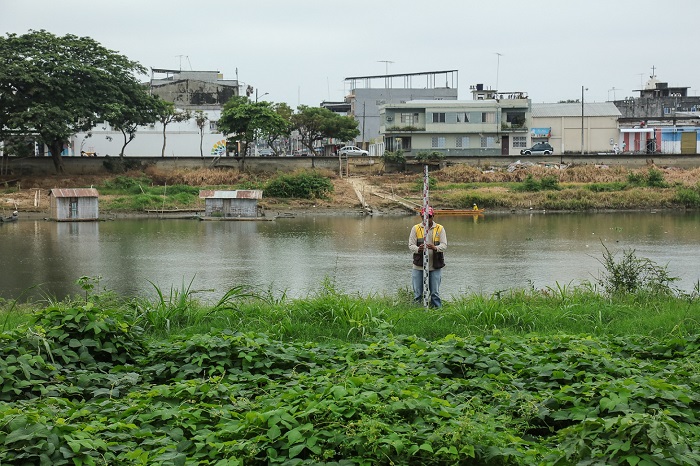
3, 268, 700, 465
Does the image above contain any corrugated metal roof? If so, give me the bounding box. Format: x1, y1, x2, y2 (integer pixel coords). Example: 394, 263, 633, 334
199, 190, 263, 199
49, 188, 99, 198
532, 102, 621, 118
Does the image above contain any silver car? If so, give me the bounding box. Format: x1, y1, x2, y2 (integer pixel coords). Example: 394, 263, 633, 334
339, 145, 369, 156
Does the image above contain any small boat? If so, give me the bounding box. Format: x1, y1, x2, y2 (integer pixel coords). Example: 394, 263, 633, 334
415, 208, 485, 216
0, 213, 18, 223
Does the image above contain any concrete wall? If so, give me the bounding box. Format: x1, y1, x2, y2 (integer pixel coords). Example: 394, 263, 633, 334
7, 153, 700, 178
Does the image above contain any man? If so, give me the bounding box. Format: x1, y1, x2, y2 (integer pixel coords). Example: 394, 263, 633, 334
408, 206, 447, 308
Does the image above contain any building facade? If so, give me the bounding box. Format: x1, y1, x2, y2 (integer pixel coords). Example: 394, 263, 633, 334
379, 90, 531, 156
200, 190, 263, 218
345, 70, 459, 147
49, 188, 99, 221
613, 75, 700, 155
531, 102, 621, 154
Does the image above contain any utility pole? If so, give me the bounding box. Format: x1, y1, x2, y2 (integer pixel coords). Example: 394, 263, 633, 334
581, 86, 584, 155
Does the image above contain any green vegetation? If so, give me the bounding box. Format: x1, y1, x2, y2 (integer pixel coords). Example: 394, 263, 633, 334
381, 149, 406, 165
263, 170, 334, 199
2, 252, 700, 464
515, 174, 561, 192
414, 151, 445, 163
675, 184, 700, 208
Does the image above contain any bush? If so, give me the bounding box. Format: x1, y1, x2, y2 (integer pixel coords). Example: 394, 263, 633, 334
264, 171, 334, 199
382, 150, 406, 164
674, 185, 700, 207
414, 151, 445, 163
647, 167, 667, 187
627, 168, 667, 188
595, 243, 679, 296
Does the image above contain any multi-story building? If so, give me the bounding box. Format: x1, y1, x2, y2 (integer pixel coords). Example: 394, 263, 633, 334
345, 70, 459, 147
149, 68, 241, 110
613, 74, 700, 154
379, 86, 530, 156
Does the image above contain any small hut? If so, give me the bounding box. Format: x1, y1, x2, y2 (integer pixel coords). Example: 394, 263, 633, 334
49, 188, 99, 221
199, 190, 263, 219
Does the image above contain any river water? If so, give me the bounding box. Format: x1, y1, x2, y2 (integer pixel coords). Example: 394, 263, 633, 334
1, 212, 699, 303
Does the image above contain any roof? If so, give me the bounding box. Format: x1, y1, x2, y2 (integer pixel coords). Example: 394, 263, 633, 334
199, 190, 263, 199
532, 102, 621, 118
49, 188, 99, 198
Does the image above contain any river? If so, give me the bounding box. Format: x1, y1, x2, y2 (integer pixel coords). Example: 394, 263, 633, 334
1, 211, 699, 303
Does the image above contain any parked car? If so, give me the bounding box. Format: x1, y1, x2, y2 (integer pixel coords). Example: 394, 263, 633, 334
520, 142, 554, 156
339, 145, 369, 156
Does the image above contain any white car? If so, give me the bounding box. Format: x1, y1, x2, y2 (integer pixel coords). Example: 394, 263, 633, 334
339, 145, 369, 156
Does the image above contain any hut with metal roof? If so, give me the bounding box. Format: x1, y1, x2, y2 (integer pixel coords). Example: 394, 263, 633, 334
199, 190, 263, 219
49, 188, 99, 221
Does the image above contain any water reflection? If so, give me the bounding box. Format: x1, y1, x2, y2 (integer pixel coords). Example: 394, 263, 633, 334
1, 212, 699, 302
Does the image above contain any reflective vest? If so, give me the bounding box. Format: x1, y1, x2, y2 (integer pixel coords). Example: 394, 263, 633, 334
413, 223, 445, 269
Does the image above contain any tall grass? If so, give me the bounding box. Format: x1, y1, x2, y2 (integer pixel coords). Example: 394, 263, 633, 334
3, 250, 698, 341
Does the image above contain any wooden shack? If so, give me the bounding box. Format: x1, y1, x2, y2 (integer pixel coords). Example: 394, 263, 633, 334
49, 188, 99, 221
199, 190, 263, 219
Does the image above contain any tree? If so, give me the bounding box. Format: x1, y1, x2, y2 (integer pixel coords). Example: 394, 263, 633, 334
154, 100, 191, 157
291, 106, 360, 154
104, 88, 161, 157
266, 103, 293, 156
194, 110, 209, 157
217, 97, 288, 162
0, 30, 154, 173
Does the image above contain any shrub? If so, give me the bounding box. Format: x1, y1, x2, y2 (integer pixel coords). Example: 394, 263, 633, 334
646, 167, 667, 187
382, 150, 406, 164
414, 151, 445, 163
674, 185, 700, 207
264, 171, 334, 199
595, 243, 679, 296
539, 175, 560, 191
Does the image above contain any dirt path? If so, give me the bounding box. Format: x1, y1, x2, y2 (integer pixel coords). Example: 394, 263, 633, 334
344, 177, 418, 214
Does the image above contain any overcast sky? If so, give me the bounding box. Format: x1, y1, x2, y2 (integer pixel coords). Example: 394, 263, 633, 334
2, 0, 698, 107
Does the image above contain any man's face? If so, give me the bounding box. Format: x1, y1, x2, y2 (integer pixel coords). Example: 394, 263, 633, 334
428, 215, 434, 226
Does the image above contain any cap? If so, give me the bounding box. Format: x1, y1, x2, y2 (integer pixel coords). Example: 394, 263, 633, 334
420, 206, 434, 216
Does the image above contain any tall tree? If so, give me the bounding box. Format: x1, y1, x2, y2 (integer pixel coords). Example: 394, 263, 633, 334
194, 110, 209, 157
265, 103, 293, 156
104, 88, 161, 157
291, 106, 360, 154
154, 100, 191, 157
0, 30, 154, 173
217, 97, 288, 162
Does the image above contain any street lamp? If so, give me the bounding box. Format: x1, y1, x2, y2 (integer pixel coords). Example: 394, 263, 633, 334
254, 90, 269, 157
581, 86, 588, 155
255, 90, 269, 103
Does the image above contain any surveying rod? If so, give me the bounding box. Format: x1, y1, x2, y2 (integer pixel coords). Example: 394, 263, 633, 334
422, 165, 430, 308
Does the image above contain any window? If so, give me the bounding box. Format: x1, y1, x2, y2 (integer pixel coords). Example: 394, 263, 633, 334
456, 112, 470, 123
431, 137, 446, 148
456, 136, 470, 148
209, 121, 218, 131
480, 136, 495, 148
400, 113, 415, 125
432, 112, 446, 123
513, 136, 527, 148
481, 112, 496, 123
